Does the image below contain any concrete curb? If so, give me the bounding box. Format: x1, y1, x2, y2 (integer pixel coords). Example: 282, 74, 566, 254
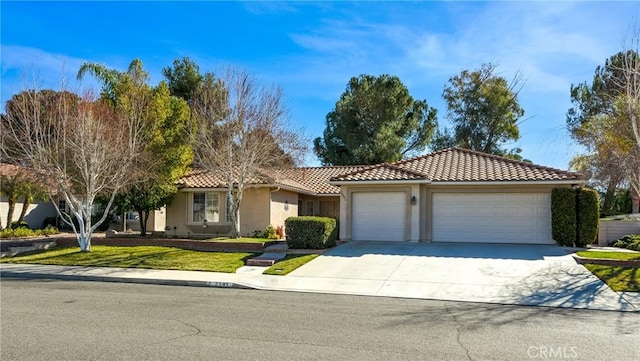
0, 269, 255, 290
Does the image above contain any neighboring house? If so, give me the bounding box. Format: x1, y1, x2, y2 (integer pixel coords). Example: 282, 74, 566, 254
330, 148, 584, 244
0, 163, 58, 229
165, 166, 365, 238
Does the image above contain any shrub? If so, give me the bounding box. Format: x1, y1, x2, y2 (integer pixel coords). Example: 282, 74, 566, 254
263, 225, 279, 239
611, 234, 640, 251
285, 216, 337, 249
0, 226, 58, 239
551, 188, 577, 246
275, 225, 284, 239
576, 188, 599, 247
10, 221, 30, 230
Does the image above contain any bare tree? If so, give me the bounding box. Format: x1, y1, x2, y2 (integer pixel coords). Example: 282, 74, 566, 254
611, 26, 640, 212
2, 87, 145, 251
192, 67, 306, 238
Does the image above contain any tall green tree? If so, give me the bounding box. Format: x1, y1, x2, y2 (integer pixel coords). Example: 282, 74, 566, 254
113, 83, 193, 235
436, 63, 525, 159
314, 74, 438, 165
79, 59, 193, 236
162, 57, 203, 103
567, 50, 640, 213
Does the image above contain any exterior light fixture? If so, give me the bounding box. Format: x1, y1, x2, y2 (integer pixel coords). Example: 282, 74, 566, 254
284, 200, 289, 211
411, 196, 417, 205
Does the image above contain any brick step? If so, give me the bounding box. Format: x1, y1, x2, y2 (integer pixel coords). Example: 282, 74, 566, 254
247, 258, 276, 267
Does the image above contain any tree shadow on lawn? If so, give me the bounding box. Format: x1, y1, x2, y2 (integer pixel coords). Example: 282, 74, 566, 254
4, 246, 258, 272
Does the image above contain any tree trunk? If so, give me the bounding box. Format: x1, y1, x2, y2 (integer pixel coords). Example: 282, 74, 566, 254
17, 197, 31, 223
79, 234, 91, 252
138, 209, 149, 236
6, 196, 16, 227
602, 180, 617, 216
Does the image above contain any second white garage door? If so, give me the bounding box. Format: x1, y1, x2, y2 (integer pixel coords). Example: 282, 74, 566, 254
352, 192, 406, 241
432, 193, 553, 244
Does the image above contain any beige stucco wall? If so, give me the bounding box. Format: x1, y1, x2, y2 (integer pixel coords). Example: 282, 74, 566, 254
0, 196, 57, 229
269, 190, 299, 235
239, 187, 271, 237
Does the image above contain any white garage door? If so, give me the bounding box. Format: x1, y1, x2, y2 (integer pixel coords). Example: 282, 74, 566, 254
432, 193, 552, 244
352, 192, 406, 241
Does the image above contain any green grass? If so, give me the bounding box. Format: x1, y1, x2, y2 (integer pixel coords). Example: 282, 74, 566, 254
583, 264, 640, 292
263, 254, 319, 275
576, 251, 640, 261
208, 237, 277, 243
0, 246, 257, 273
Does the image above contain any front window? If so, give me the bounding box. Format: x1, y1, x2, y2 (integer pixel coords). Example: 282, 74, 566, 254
306, 200, 314, 216
192, 192, 219, 223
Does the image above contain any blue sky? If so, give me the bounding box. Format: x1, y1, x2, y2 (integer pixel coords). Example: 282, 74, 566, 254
2, 1, 639, 169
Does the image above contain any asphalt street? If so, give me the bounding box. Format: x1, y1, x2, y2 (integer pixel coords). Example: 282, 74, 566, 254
1, 278, 638, 361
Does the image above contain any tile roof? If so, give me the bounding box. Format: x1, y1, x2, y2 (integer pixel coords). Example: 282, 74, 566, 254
177, 148, 582, 195
276, 166, 367, 194
178, 166, 367, 195
331, 148, 583, 183
177, 168, 278, 189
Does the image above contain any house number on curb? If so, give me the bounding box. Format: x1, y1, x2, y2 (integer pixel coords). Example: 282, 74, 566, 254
207, 281, 234, 288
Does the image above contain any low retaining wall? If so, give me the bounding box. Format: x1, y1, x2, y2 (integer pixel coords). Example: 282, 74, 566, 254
54, 237, 279, 252
598, 221, 640, 246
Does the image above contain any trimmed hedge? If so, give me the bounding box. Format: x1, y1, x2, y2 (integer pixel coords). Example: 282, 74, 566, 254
576, 188, 599, 247
551, 188, 577, 246
285, 216, 338, 249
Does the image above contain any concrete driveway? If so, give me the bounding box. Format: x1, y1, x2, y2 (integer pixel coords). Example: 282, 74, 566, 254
275, 241, 636, 311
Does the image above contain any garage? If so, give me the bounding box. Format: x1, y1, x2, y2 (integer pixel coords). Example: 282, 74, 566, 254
352, 192, 406, 241
432, 193, 553, 244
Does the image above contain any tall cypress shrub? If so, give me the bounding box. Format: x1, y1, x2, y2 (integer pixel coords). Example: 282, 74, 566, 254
551, 188, 577, 246
576, 188, 599, 247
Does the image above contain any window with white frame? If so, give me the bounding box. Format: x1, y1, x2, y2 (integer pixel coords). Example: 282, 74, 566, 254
192, 192, 220, 223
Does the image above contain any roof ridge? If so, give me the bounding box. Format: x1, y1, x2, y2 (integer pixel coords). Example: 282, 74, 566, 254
448, 147, 582, 177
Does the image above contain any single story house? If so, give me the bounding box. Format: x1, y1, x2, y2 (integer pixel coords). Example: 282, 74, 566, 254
166, 148, 584, 244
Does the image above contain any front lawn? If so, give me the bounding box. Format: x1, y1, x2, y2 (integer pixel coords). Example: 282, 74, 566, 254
0, 246, 257, 273
583, 264, 640, 292
576, 251, 640, 261
263, 254, 319, 275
